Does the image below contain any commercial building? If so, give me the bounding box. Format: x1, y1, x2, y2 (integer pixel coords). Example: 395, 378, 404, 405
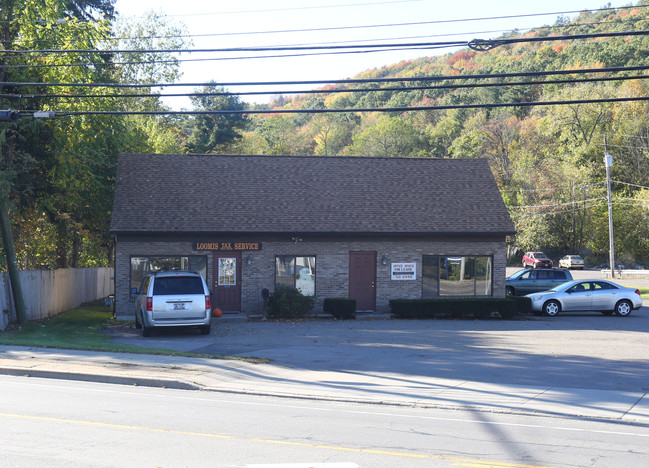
110, 154, 515, 319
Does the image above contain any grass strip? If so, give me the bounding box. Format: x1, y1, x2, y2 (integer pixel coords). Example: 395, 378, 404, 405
0, 304, 264, 363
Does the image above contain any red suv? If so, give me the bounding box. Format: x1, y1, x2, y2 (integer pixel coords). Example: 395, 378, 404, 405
522, 251, 553, 269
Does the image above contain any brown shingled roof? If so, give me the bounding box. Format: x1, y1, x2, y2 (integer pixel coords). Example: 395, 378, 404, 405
110, 154, 515, 235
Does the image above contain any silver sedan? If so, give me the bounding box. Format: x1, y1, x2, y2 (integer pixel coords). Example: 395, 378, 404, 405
526, 279, 642, 317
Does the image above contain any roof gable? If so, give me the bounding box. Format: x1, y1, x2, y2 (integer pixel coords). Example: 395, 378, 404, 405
110, 154, 515, 235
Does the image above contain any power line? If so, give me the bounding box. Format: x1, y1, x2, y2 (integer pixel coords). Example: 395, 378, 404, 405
154, 4, 649, 27
170, 0, 424, 16
468, 29, 649, 51
4, 29, 648, 55
0, 44, 458, 69
4, 73, 649, 100
4, 64, 649, 89
15, 94, 649, 118
20, 15, 642, 49
0, 40, 473, 55
511, 202, 607, 217
612, 180, 649, 190
508, 198, 605, 209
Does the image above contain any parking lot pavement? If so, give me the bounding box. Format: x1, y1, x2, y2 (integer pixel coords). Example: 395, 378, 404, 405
507, 266, 649, 288
4, 309, 649, 423
104, 307, 649, 393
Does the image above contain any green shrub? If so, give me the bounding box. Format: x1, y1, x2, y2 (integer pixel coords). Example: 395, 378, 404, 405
323, 298, 356, 320
508, 296, 532, 316
389, 298, 518, 320
267, 285, 315, 319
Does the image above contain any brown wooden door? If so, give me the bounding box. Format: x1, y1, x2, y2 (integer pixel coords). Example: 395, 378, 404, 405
212, 252, 242, 312
349, 251, 376, 311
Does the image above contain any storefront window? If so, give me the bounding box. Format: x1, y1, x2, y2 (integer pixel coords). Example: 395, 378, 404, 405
130, 256, 207, 291
422, 256, 492, 297
275, 256, 316, 296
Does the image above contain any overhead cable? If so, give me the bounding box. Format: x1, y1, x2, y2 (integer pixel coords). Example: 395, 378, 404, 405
0, 44, 457, 69
15, 95, 649, 118
3, 29, 649, 55
4, 64, 649, 89
3, 73, 649, 100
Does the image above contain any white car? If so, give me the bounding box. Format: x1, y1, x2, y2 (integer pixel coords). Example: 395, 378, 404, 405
526, 279, 642, 317
558, 255, 585, 270
131, 270, 212, 337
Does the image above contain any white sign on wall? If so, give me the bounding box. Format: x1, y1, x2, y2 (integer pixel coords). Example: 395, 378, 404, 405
391, 262, 416, 280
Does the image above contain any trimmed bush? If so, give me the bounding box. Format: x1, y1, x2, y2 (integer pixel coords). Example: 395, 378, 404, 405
323, 298, 356, 320
508, 295, 532, 316
389, 298, 518, 320
267, 285, 315, 319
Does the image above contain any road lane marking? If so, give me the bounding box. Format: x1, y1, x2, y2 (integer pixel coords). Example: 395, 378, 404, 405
248, 464, 358, 468
4, 377, 649, 439
0, 411, 552, 468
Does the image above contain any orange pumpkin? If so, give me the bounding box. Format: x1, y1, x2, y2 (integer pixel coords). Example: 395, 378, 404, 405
212, 308, 223, 318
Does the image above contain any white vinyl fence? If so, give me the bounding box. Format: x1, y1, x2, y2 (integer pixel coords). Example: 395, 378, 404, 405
0, 268, 113, 331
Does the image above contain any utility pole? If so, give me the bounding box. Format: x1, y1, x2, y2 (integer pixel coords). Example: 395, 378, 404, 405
604, 138, 615, 278
0, 196, 26, 323
0, 110, 55, 324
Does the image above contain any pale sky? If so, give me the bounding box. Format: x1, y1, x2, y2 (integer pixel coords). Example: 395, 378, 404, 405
113, 0, 632, 108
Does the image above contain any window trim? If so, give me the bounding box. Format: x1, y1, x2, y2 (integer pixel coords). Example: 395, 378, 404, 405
274, 255, 317, 296
422, 255, 493, 298
129, 255, 208, 295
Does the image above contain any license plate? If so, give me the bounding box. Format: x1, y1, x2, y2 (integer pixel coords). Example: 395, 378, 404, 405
173, 303, 187, 310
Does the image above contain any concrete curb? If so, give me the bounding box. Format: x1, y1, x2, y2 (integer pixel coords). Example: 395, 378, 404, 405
0, 366, 201, 390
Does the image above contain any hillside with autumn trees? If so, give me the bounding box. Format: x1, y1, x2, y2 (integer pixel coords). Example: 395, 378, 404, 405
216, 2, 649, 267
3, 1, 649, 270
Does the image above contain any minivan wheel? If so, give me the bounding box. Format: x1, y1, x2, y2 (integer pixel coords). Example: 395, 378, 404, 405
543, 300, 560, 316
200, 324, 211, 335
614, 300, 632, 317
142, 325, 152, 337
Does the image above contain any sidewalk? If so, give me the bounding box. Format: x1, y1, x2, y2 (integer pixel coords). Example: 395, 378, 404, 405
1, 345, 648, 425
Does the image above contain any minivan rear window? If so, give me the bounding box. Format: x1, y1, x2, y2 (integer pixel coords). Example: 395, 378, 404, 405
153, 277, 204, 295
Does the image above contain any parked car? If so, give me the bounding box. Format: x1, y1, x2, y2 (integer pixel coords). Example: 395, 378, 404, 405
522, 251, 553, 268
526, 279, 642, 317
558, 255, 585, 270
131, 270, 212, 337
506, 268, 573, 296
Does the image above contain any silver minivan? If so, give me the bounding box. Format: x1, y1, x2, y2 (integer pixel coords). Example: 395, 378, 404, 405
131, 270, 212, 337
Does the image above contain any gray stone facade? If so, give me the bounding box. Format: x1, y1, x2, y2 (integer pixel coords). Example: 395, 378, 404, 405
114, 235, 507, 320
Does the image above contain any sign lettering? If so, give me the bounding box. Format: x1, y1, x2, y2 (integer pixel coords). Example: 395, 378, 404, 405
391, 262, 416, 281
194, 242, 261, 251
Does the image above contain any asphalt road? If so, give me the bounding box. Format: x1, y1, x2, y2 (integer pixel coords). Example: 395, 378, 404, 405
4, 375, 649, 468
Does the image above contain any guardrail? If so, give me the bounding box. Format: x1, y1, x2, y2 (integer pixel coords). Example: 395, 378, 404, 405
601, 269, 649, 280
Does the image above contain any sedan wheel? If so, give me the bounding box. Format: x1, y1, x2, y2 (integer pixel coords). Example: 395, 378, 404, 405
543, 300, 561, 316
614, 300, 633, 317
506, 286, 515, 296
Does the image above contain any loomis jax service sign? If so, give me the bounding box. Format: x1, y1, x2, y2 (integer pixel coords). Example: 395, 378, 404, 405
391, 263, 416, 280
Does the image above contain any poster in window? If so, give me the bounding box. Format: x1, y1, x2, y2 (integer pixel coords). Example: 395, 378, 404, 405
391, 262, 416, 280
